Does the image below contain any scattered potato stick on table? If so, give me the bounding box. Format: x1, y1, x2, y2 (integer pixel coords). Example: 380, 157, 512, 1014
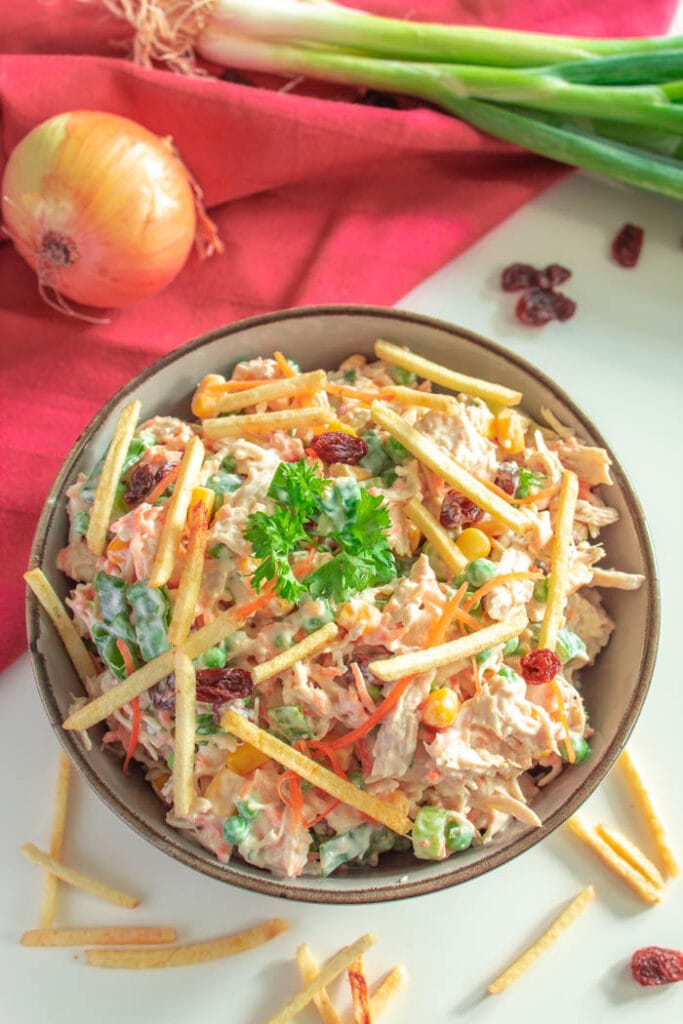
20, 843, 139, 909
595, 823, 665, 890
252, 623, 339, 685
203, 407, 330, 439
148, 434, 206, 588
565, 817, 662, 904
295, 945, 343, 1024
266, 934, 376, 1024
369, 965, 408, 1020
404, 496, 467, 575
374, 339, 522, 407
24, 568, 96, 686
538, 469, 579, 653
86, 399, 141, 556
348, 956, 371, 1024
488, 885, 596, 994
63, 612, 245, 731
370, 401, 532, 534
618, 749, 679, 878
85, 918, 289, 968
221, 711, 411, 835
39, 749, 71, 929
368, 606, 528, 682
21, 927, 177, 947
173, 650, 197, 818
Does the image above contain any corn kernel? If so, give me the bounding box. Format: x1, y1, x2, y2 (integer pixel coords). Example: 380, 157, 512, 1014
456, 527, 492, 561
422, 688, 460, 729
224, 743, 271, 776
494, 409, 526, 454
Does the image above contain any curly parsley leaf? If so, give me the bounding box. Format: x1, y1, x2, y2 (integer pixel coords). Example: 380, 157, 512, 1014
244, 459, 396, 604
243, 506, 308, 602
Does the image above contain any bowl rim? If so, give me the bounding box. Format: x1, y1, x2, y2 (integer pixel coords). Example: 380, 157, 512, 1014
26, 303, 660, 903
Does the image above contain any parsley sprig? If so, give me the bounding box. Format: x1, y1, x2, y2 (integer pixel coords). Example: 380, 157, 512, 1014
244, 460, 395, 604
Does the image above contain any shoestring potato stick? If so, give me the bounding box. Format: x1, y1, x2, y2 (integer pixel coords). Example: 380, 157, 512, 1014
370, 401, 533, 534
487, 885, 596, 994
86, 400, 141, 557
374, 339, 522, 407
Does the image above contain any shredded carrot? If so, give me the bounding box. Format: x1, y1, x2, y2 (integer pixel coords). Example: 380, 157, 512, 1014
356, 737, 373, 777
145, 463, 181, 506
115, 638, 136, 677
230, 588, 277, 620
325, 674, 415, 750
114, 639, 141, 775
426, 583, 467, 647
276, 771, 303, 830
304, 798, 341, 829
273, 350, 297, 378
514, 483, 561, 506
550, 679, 575, 763
325, 382, 378, 404
462, 571, 542, 612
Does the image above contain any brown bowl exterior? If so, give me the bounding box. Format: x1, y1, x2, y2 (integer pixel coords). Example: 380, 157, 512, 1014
26, 305, 659, 903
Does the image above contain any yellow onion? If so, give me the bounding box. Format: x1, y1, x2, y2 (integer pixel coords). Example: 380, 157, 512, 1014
1, 110, 201, 309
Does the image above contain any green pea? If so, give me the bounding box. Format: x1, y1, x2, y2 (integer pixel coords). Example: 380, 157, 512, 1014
445, 819, 475, 852
223, 815, 249, 844
236, 798, 261, 821
502, 636, 520, 657
366, 683, 383, 704
475, 647, 492, 665
197, 646, 227, 669
208, 542, 230, 559
533, 577, 550, 603
347, 771, 366, 790
561, 734, 591, 764
465, 558, 497, 587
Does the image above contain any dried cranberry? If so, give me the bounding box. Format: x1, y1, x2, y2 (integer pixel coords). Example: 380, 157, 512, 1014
552, 292, 577, 322
536, 264, 571, 289
124, 463, 156, 505
440, 491, 484, 530
515, 287, 576, 327
631, 947, 683, 986
195, 667, 254, 705
149, 673, 176, 711
611, 223, 644, 268
501, 263, 538, 292
310, 431, 368, 465
494, 462, 519, 496
520, 648, 562, 684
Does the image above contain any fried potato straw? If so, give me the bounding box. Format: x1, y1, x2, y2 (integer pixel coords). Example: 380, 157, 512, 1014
85, 919, 289, 968
86, 400, 141, 557
488, 886, 596, 994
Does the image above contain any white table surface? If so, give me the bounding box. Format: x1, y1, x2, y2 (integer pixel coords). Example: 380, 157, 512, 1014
2, 56, 683, 1024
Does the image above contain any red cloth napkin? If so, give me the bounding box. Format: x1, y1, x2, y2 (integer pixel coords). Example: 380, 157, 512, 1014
0, 0, 677, 668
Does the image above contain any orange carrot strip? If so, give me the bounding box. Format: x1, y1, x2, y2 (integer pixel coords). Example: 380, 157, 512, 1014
277, 771, 303, 830
462, 571, 542, 612
145, 463, 181, 506
273, 351, 297, 378
426, 583, 467, 648
115, 639, 136, 677
115, 639, 141, 775
325, 675, 415, 750
325, 382, 379, 403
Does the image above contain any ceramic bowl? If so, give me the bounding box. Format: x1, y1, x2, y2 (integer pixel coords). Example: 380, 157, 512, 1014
26, 305, 658, 903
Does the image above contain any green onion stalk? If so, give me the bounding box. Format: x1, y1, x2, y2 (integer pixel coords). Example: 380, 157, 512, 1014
106, 0, 683, 199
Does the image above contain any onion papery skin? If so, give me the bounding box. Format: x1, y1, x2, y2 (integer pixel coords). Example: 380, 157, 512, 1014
1, 111, 197, 308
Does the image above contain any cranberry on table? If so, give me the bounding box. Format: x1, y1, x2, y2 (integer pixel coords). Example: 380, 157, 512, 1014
631, 946, 683, 986
501, 263, 538, 292
611, 223, 644, 268
516, 287, 576, 327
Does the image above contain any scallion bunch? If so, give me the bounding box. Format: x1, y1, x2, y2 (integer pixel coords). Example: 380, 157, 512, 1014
107, 0, 683, 199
